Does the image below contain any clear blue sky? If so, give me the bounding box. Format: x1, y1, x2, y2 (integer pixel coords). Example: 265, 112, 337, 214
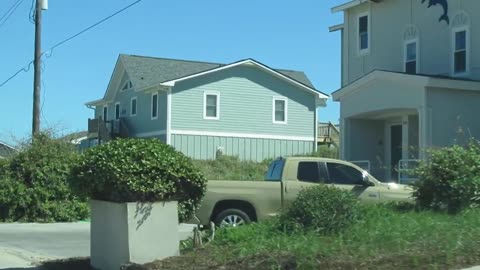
0, 0, 345, 144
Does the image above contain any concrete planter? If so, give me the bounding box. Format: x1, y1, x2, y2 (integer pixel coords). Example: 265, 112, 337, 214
90, 200, 179, 270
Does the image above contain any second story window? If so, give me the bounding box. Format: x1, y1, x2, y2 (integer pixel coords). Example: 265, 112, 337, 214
405, 41, 417, 74
358, 14, 369, 53
151, 93, 158, 120
204, 92, 219, 120
273, 97, 287, 124
103, 105, 108, 121
115, 102, 120, 120
453, 29, 468, 74
131, 97, 137, 116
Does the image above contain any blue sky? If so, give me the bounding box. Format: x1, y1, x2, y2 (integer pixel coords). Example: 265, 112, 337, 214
0, 0, 345, 144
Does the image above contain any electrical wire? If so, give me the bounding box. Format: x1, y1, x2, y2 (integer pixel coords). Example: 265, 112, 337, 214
0, 0, 25, 29
0, 0, 144, 89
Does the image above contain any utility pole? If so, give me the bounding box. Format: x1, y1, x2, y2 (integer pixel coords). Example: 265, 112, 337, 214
32, 0, 42, 136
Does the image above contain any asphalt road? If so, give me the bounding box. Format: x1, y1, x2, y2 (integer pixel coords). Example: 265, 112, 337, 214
0, 222, 195, 269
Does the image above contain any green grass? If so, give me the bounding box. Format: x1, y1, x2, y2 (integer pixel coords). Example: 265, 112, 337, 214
192, 155, 271, 181
173, 204, 480, 269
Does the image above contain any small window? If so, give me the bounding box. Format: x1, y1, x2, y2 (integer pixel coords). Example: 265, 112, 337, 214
273, 98, 287, 124
297, 162, 322, 183
405, 41, 417, 74
102, 105, 108, 121
151, 93, 158, 119
326, 163, 364, 185
454, 30, 467, 74
115, 103, 120, 120
122, 81, 133, 91
130, 97, 137, 116
204, 93, 219, 120
358, 15, 369, 52
265, 159, 285, 181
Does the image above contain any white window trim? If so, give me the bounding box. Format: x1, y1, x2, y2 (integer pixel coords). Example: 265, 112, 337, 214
272, 97, 288, 125
203, 91, 220, 120
102, 105, 108, 121
357, 12, 370, 56
130, 96, 137, 117
121, 81, 133, 92
151, 92, 158, 120
451, 25, 470, 76
114, 102, 120, 120
403, 38, 419, 74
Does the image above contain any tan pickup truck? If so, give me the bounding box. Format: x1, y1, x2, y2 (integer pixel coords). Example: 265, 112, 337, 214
193, 157, 413, 227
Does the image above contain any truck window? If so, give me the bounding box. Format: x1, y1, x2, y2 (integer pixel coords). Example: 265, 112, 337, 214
326, 163, 364, 185
265, 159, 285, 181
297, 162, 323, 183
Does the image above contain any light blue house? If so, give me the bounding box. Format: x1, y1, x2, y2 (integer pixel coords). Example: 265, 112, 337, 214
86, 54, 328, 161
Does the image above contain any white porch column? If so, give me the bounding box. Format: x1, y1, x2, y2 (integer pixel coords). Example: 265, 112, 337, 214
418, 106, 431, 160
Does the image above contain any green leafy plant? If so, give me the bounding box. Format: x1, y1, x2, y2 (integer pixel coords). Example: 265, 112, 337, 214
0, 133, 88, 222
279, 184, 361, 234
414, 142, 480, 213
69, 138, 207, 222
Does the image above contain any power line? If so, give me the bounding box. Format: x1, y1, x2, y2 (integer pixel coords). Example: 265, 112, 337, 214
0, 0, 25, 29
0, 0, 144, 89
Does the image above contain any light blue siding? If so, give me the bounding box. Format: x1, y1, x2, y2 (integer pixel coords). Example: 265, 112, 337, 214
171, 65, 316, 138
171, 134, 313, 162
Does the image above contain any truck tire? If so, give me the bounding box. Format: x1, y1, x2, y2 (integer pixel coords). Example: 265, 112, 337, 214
214, 209, 252, 228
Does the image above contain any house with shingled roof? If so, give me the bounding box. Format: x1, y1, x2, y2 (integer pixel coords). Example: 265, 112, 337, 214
85, 54, 328, 161
0, 141, 16, 159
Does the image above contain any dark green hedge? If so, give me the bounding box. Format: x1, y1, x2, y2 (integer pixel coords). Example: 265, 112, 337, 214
0, 133, 89, 222
69, 138, 207, 222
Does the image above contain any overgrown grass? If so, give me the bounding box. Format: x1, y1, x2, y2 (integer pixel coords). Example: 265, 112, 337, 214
192, 156, 271, 181
192, 146, 339, 181
175, 204, 480, 269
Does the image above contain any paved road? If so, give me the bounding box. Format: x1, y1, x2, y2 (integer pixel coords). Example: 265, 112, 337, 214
0, 222, 195, 269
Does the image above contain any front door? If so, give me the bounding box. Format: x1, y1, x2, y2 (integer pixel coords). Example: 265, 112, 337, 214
390, 125, 403, 182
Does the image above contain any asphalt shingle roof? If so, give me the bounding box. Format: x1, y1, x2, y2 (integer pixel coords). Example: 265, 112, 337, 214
119, 54, 316, 90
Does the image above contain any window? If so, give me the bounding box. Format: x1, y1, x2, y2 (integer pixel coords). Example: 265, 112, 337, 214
122, 81, 133, 91
273, 97, 287, 124
130, 97, 137, 116
115, 102, 120, 120
453, 29, 468, 74
204, 92, 219, 120
297, 162, 326, 183
358, 14, 369, 53
102, 105, 108, 121
151, 93, 158, 119
326, 163, 364, 185
405, 41, 417, 74
265, 159, 285, 181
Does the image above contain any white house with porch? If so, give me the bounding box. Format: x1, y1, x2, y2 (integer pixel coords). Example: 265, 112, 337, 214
330, 0, 480, 182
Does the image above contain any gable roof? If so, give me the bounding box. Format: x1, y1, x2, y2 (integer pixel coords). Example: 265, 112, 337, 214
86, 54, 327, 106
0, 141, 16, 158
332, 0, 382, 13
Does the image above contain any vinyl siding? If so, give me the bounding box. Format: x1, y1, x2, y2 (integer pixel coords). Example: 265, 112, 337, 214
170, 65, 316, 138
171, 134, 313, 162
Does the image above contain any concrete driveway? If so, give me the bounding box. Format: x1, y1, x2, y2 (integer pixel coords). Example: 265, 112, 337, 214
0, 222, 195, 269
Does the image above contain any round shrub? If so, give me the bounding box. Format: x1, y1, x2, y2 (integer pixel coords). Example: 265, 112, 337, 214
414, 142, 480, 213
0, 133, 88, 222
69, 138, 207, 222
279, 185, 361, 234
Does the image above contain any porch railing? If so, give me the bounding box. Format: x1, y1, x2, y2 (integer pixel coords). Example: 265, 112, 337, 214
398, 159, 420, 185
318, 122, 340, 147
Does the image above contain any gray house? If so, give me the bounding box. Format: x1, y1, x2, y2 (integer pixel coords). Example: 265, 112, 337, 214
86, 54, 328, 161
0, 141, 16, 159
330, 0, 480, 181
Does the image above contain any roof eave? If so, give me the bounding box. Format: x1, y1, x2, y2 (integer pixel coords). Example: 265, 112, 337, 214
332, 0, 381, 13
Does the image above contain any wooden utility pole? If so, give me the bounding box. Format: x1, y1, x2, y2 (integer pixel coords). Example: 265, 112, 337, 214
32, 0, 42, 136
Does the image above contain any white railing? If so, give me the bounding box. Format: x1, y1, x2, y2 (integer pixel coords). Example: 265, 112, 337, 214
349, 160, 371, 173
398, 159, 420, 185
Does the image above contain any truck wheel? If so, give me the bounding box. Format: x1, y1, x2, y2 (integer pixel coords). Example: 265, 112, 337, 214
214, 209, 251, 228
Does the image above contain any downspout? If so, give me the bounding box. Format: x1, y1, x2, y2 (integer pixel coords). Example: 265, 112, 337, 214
314, 103, 318, 152
166, 87, 172, 145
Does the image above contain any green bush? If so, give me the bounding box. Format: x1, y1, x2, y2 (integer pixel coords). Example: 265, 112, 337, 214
414, 143, 480, 213
0, 133, 89, 222
192, 155, 270, 181
279, 185, 361, 234
70, 138, 207, 222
